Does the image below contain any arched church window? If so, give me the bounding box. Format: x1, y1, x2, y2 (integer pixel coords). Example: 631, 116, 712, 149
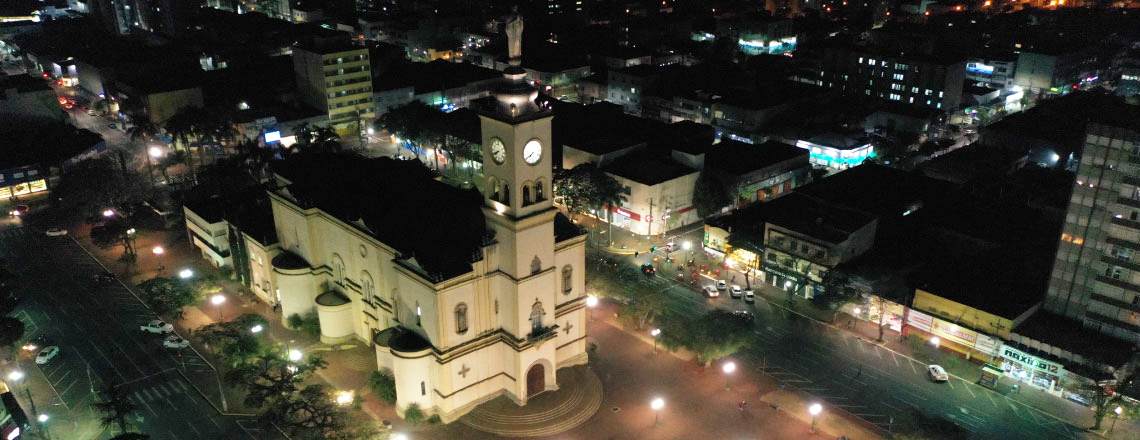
455, 303, 468, 334
487, 176, 498, 201
531, 256, 542, 275
361, 271, 374, 298
522, 183, 532, 206
530, 300, 545, 333
331, 254, 345, 285
501, 183, 510, 205
535, 180, 545, 201
562, 265, 573, 295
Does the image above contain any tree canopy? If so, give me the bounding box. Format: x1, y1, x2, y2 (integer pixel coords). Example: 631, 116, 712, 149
91, 219, 137, 259
53, 155, 151, 217
195, 313, 269, 366
136, 277, 201, 317
553, 163, 626, 218
693, 171, 732, 218
658, 309, 753, 366
0, 317, 26, 349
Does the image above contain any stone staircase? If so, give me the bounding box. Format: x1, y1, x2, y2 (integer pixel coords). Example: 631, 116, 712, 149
460, 366, 603, 437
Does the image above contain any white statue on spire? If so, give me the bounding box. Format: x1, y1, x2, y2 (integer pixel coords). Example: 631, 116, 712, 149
505, 6, 524, 60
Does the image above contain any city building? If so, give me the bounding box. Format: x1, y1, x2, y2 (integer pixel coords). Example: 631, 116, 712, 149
0, 74, 65, 121
703, 140, 812, 208
714, 13, 797, 56
606, 65, 659, 116
602, 152, 700, 236
372, 60, 500, 116
1013, 44, 1098, 96
965, 53, 1018, 88
816, 39, 966, 113
204, 34, 591, 422
796, 133, 875, 172
1046, 104, 1140, 343
0, 118, 106, 201
108, 70, 204, 125
292, 37, 374, 134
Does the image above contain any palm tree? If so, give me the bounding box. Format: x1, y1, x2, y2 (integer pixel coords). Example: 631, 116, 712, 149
95, 385, 139, 435
590, 166, 626, 245
125, 118, 159, 143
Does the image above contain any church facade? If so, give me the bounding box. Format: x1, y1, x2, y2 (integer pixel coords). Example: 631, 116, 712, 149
230, 33, 589, 422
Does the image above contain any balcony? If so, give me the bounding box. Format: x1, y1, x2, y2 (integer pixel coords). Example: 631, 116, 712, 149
527, 325, 560, 345
1095, 274, 1140, 294
1117, 197, 1140, 210
1123, 175, 1140, 187
1111, 216, 1140, 231
1101, 254, 1140, 272
1090, 292, 1140, 314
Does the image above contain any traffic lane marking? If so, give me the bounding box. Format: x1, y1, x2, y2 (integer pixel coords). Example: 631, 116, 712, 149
961, 379, 976, 398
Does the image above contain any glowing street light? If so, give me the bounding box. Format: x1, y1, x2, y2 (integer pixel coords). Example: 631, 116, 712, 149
809, 403, 822, 433
682, 241, 691, 250
723, 361, 736, 390
289, 349, 303, 362
211, 294, 226, 321
586, 295, 598, 321
102, 209, 115, 217
335, 390, 353, 406
651, 328, 661, 354
392, 434, 408, 440
148, 146, 164, 158
1111, 405, 1124, 432
930, 336, 941, 348
251, 325, 263, 334
152, 246, 164, 255
37, 414, 48, 423
8, 371, 23, 382
651, 397, 664, 426
178, 268, 194, 279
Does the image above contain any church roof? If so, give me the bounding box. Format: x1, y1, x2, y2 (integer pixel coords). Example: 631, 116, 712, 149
272, 153, 489, 282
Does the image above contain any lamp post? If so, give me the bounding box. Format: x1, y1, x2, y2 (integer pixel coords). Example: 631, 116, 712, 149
586, 295, 598, 322
152, 245, 165, 275
288, 349, 303, 362
392, 434, 408, 440
651, 397, 664, 427
930, 336, 941, 348
1110, 405, 1123, 433
211, 294, 226, 321
335, 390, 354, 406
809, 403, 822, 433
178, 268, 194, 279
682, 240, 692, 262
722, 361, 736, 390
251, 325, 263, 334
651, 328, 661, 354
148, 146, 164, 185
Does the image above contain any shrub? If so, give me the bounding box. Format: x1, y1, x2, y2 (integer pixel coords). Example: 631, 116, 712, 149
427, 414, 441, 424
369, 369, 397, 405
404, 402, 425, 425
287, 313, 305, 329
298, 311, 321, 339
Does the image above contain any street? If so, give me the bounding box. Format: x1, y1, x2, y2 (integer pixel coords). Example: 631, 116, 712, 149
0, 225, 274, 439
596, 226, 1085, 440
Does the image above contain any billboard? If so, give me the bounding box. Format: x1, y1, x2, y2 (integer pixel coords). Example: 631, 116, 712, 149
931, 318, 978, 349
264, 131, 281, 143
906, 309, 932, 332
967, 62, 995, 75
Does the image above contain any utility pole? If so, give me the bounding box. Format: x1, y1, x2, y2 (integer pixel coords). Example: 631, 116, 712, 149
647, 198, 655, 238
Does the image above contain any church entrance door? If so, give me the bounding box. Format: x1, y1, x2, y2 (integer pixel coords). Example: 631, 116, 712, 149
526, 363, 545, 398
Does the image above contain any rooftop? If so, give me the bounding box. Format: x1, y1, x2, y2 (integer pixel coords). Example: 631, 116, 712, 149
1013, 311, 1136, 369
604, 153, 697, 186
706, 140, 807, 176
761, 193, 877, 244
374, 60, 500, 95
796, 164, 956, 220
912, 246, 1043, 320
554, 101, 662, 155
0, 74, 50, 93
802, 133, 871, 151
272, 153, 488, 281
0, 117, 103, 170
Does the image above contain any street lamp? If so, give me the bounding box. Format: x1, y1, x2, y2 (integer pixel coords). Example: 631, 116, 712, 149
586, 295, 598, 321
930, 336, 941, 348
392, 434, 408, 440
809, 403, 822, 433
8, 371, 23, 382
1111, 405, 1123, 433
288, 349, 303, 362
37, 414, 47, 423
335, 390, 353, 406
102, 208, 115, 217
149, 146, 164, 158
722, 361, 736, 390
651, 328, 661, 354
251, 325, 263, 334
650, 397, 664, 426
178, 268, 193, 279
211, 294, 226, 321
152, 246, 164, 255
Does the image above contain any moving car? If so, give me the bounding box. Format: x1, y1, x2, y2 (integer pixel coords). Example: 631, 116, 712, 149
8, 205, 29, 217
743, 290, 755, 303
716, 280, 727, 290
44, 228, 68, 237
140, 320, 173, 334
927, 365, 949, 382
703, 285, 720, 298
35, 346, 60, 364
641, 264, 656, 276
731, 310, 754, 321
730, 285, 743, 298
163, 335, 190, 349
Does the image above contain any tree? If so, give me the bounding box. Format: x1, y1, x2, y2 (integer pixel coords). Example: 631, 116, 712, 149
94, 385, 139, 435
368, 369, 397, 405
809, 270, 857, 323
693, 171, 732, 218
53, 156, 151, 218
195, 314, 269, 366
126, 119, 159, 143
403, 402, 425, 425
659, 310, 753, 367
588, 165, 627, 241
155, 150, 187, 183
258, 384, 357, 440
136, 277, 201, 318
377, 101, 434, 146
0, 317, 25, 356
225, 352, 328, 409
1081, 380, 1124, 430
726, 229, 764, 289
91, 219, 137, 261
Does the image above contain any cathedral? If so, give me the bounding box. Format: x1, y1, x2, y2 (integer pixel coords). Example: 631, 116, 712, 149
232, 14, 590, 422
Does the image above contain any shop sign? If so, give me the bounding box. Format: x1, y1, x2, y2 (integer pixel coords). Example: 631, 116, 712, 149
906, 309, 932, 332
931, 318, 978, 349
975, 333, 1001, 358
1000, 345, 1062, 375
611, 207, 641, 221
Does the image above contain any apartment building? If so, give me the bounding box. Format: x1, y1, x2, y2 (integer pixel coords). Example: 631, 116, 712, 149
1047, 106, 1140, 343
293, 39, 374, 134
816, 41, 966, 113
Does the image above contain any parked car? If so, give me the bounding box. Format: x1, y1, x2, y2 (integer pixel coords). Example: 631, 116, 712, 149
163, 335, 190, 349
108, 122, 117, 129
140, 320, 173, 334
743, 290, 755, 303
35, 346, 60, 364
716, 280, 727, 291
93, 273, 115, 287
927, 365, 949, 382
703, 285, 720, 298
641, 264, 656, 276
8, 205, 29, 217
44, 228, 68, 237
730, 285, 743, 298
731, 310, 754, 322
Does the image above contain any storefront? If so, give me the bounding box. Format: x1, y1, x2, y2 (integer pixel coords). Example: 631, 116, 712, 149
855, 294, 905, 333
608, 206, 638, 232
905, 310, 1004, 363
0, 178, 47, 200
998, 345, 1065, 397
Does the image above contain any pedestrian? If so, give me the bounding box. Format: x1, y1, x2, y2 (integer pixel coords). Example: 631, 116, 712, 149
855, 366, 862, 379
732, 275, 736, 282
738, 400, 747, 415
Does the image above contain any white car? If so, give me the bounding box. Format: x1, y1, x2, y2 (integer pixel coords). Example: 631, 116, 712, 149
44, 228, 68, 237
163, 335, 190, 349
716, 280, 727, 290
140, 320, 173, 334
703, 285, 720, 298
743, 290, 755, 303
927, 364, 949, 382
35, 346, 60, 364
730, 285, 743, 298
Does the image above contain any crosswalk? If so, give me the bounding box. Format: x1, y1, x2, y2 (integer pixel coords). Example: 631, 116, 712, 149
127, 379, 190, 405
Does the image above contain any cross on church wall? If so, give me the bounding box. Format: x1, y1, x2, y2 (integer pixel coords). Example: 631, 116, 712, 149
459, 364, 471, 378
564, 321, 573, 334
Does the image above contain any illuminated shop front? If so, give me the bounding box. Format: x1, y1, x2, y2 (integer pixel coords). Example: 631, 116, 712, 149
853, 294, 906, 333
998, 344, 1065, 397
904, 309, 1003, 363
0, 179, 47, 199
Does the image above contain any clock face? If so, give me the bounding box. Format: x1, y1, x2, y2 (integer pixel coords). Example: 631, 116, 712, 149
490, 138, 506, 164
523, 139, 542, 165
